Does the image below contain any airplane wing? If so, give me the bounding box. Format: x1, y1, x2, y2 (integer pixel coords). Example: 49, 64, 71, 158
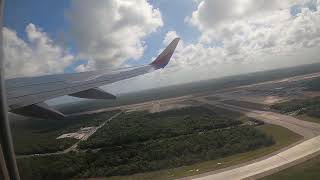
6, 38, 180, 119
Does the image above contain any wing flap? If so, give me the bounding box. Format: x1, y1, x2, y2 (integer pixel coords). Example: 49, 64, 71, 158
69, 88, 116, 99
11, 102, 65, 119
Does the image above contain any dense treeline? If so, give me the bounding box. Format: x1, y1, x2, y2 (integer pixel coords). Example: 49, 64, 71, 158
13, 135, 77, 155
11, 111, 119, 155
59, 63, 320, 114
18, 126, 274, 180
305, 78, 320, 91
271, 99, 307, 114
271, 98, 320, 118
79, 107, 243, 149
17, 107, 274, 179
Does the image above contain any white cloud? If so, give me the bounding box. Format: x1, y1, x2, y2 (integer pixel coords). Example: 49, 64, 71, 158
4, 0, 320, 97
163, 31, 179, 45
104, 31, 228, 94
189, 0, 309, 30
106, 1, 320, 94
68, 0, 163, 71
187, 0, 320, 60
3, 24, 75, 78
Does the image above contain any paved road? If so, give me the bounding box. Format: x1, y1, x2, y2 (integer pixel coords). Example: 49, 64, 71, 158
185, 98, 320, 180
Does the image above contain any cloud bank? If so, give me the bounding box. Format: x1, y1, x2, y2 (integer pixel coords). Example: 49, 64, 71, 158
68, 0, 163, 71
106, 0, 320, 94
4, 24, 74, 78
4, 0, 320, 96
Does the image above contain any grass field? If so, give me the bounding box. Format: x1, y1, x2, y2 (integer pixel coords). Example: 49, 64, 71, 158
260, 154, 320, 180
107, 124, 302, 180
296, 114, 320, 124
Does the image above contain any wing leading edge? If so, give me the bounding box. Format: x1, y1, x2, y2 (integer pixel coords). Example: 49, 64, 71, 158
6, 38, 180, 119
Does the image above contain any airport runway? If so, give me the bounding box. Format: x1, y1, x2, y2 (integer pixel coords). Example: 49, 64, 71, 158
185, 98, 320, 180
206, 100, 320, 138
186, 135, 320, 180
15, 71, 320, 173
63, 72, 320, 179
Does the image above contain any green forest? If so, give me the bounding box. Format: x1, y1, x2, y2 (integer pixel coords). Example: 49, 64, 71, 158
79, 107, 243, 149
11, 111, 119, 155
17, 106, 274, 180
271, 98, 320, 118
305, 78, 320, 91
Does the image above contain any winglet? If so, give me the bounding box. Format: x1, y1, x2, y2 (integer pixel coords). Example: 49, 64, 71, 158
150, 38, 180, 69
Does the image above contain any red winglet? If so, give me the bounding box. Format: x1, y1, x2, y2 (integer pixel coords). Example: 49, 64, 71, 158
150, 38, 180, 69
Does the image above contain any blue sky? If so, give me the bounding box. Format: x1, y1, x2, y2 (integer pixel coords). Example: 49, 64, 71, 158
4, 0, 200, 72
5, 0, 70, 42
3, 0, 320, 95
4, 0, 81, 73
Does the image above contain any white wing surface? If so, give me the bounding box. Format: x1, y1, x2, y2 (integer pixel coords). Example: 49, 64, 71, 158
6, 38, 180, 119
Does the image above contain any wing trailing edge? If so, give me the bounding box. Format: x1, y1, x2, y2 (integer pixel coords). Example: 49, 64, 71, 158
69, 88, 116, 99
11, 102, 65, 120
